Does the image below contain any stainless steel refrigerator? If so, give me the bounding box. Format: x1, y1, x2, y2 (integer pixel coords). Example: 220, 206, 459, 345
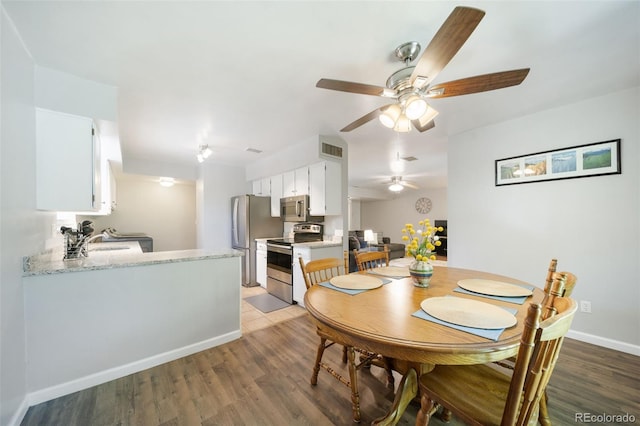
231, 195, 283, 287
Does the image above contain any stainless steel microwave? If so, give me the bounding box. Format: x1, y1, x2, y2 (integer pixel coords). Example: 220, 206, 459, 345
280, 195, 323, 222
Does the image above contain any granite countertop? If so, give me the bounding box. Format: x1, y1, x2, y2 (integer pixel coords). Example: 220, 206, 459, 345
294, 240, 343, 248
24, 241, 243, 276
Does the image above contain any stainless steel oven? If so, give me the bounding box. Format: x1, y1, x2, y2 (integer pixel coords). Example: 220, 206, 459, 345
266, 241, 293, 304
266, 223, 323, 304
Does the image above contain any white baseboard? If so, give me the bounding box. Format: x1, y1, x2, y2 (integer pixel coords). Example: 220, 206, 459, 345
567, 330, 640, 356
27, 329, 241, 406
7, 396, 30, 426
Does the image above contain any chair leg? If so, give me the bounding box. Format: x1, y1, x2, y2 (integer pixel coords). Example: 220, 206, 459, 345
342, 345, 348, 363
346, 346, 361, 423
538, 390, 551, 426
415, 386, 436, 426
383, 356, 395, 389
440, 408, 452, 422
311, 337, 327, 386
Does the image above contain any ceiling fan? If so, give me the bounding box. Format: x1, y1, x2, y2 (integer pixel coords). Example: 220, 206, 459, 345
384, 176, 419, 192
316, 6, 530, 133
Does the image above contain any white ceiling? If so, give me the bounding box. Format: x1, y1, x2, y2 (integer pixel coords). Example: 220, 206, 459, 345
4, 1, 639, 198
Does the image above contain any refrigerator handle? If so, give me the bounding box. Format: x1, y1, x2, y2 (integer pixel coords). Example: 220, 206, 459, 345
232, 197, 239, 246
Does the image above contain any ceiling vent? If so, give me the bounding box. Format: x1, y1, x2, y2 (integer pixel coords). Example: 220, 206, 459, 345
320, 142, 343, 160
402, 156, 418, 162
245, 147, 262, 154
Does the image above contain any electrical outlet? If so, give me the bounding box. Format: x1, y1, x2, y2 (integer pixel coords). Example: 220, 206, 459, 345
580, 300, 592, 313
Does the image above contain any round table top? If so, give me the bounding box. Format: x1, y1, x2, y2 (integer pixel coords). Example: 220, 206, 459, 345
304, 266, 545, 365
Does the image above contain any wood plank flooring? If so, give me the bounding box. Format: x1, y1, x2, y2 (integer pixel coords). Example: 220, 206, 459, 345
21, 288, 639, 425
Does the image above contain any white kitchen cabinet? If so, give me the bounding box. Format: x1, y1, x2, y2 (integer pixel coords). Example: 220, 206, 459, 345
87, 159, 117, 215
309, 161, 342, 216
252, 177, 271, 196
282, 166, 309, 197
293, 244, 343, 306
252, 180, 262, 196
270, 174, 282, 217
256, 240, 267, 288
36, 108, 100, 211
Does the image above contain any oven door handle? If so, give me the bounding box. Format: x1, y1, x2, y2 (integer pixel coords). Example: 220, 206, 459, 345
267, 243, 293, 255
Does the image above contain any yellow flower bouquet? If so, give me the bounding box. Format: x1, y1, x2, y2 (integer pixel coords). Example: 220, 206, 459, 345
401, 219, 443, 287
402, 219, 443, 261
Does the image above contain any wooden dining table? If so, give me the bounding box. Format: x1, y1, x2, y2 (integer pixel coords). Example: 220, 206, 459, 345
304, 265, 545, 425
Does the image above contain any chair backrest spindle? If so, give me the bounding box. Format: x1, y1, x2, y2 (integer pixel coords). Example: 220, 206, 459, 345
353, 247, 389, 271
299, 251, 349, 290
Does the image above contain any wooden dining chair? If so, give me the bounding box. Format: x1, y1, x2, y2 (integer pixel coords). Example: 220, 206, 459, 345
299, 251, 365, 422
544, 258, 577, 298
416, 287, 578, 426
490, 267, 576, 425
353, 246, 390, 271
538, 260, 577, 425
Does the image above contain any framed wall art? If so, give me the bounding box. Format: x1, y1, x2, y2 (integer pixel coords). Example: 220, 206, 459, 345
495, 139, 621, 186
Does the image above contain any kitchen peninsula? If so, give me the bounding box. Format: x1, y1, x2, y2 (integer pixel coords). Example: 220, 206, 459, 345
22, 243, 243, 404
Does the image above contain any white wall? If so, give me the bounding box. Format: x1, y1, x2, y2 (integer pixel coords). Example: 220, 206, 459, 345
0, 8, 57, 425
361, 188, 448, 244
449, 87, 639, 352
79, 174, 197, 251
34, 66, 117, 121
349, 198, 361, 230
196, 162, 246, 250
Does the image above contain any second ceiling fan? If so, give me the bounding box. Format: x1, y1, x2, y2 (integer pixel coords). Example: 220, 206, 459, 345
316, 6, 530, 133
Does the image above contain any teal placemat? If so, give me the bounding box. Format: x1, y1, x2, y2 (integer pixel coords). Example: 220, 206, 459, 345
412, 297, 518, 341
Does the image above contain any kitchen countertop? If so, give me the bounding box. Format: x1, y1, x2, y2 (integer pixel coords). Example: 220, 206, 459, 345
293, 240, 343, 248
24, 241, 243, 276
255, 237, 343, 249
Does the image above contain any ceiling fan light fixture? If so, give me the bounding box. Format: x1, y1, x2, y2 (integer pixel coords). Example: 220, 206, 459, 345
379, 104, 401, 128
405, 95, 428, 120
389, 183, 404, 192
413, 76, 429, 89
393, 114, 412, 132
421, 105, 440, 123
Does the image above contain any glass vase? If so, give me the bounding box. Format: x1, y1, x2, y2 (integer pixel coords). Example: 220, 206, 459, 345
409, 260, 434, 288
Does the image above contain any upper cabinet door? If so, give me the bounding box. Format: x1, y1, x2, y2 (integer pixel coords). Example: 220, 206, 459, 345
270, 174, 282, 217
36, 108, 98, 212
252, 180, 262, 196
281, 166, 309, 197
295, 166, 309, 196
309, 161, 341, 215
282, 170, 295, 197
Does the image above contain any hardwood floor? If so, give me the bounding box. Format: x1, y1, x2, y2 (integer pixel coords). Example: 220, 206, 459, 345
22, 287, 639, 425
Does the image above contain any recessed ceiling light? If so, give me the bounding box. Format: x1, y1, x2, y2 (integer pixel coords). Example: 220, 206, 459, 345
159, 177, 175, 187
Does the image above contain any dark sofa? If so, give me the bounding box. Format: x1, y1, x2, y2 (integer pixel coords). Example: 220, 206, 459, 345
348, 230, 406, 272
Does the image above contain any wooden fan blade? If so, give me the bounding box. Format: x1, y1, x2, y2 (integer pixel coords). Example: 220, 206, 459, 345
425, 68, 530, 98
317, 78, 396, 98
410, 7, 485, 87
402, 181, 420, 190
340, 105, 391, 132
